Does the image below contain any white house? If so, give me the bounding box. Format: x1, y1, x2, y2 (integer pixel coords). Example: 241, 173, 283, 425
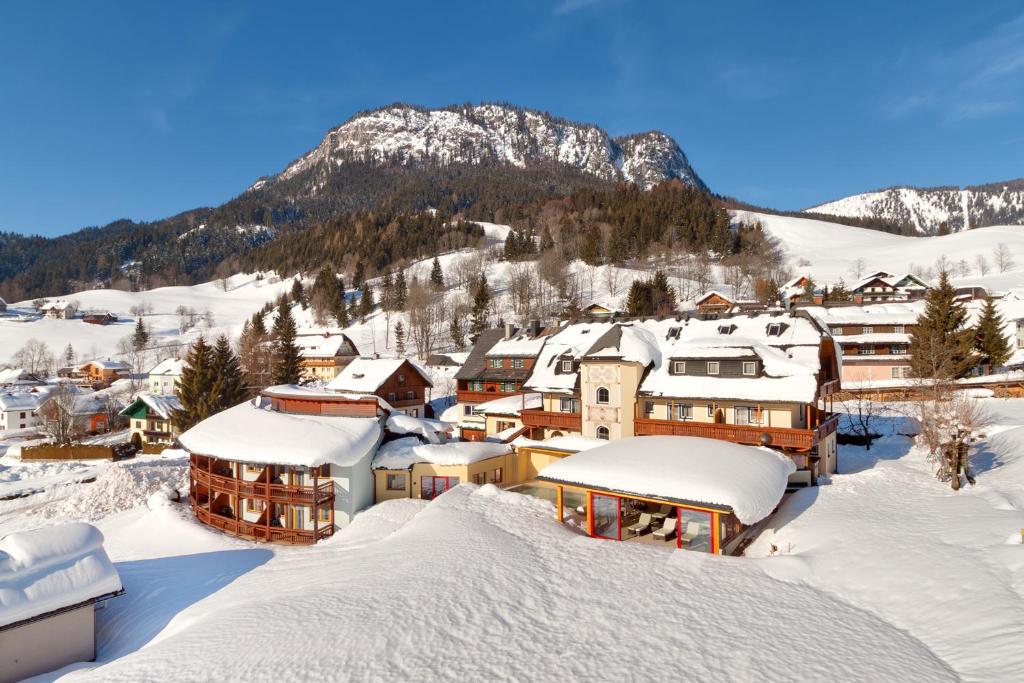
0, 392, 43, 433
0, 523, 123, 682
147, 358, 187, 396
39, 300, 75, 319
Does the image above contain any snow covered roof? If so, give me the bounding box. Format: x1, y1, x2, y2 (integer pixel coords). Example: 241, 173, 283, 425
583, 324, 661, 367
804, 302, 922, 326
537, 436, 796, 525
326, 357, 432, 393
119, 393, 182, 420
178, 398, 383, 468
523, 322, 615, 393
386, 413, 453, 443
40, 300, 74, 311
0, 523, 122, 629
695, 290, 734, 304
0, 392, 41, 411
472, 392, 542, 416
296, 333, 358, 359
0, 368, 45, 386
79, 359, 130, 371
486, 333, 549, 357
148, 358, 186, 376
372, 437, 511, 470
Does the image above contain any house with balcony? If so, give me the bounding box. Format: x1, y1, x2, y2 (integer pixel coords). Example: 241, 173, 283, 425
805, 303, 920, 383
326, 357, 433, 418
850, 272, 929, 303
77, 359, 130, 389
297, 332, 359, 382
147, 357, 186, 395
635, 313, 841, 483
120, 393, 183, 450
39, 300, 75, 319
180, 387, 385, 544
454, 323, 551, 435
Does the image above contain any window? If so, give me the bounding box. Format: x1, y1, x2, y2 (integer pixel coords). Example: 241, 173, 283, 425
320, 464, 330, 477
489, 358, 502, 368
672, 360, 686, 374
464, 405, 473, 415
512, 358, 525, 369
766, 323, 783, 337
386, 473, 406, 491
398, 373, 406, 385
901, 367, 911, 378
472, 472, 486, 485
891, 367, 901, 379
707, 361, 719, 375
560, 359, 573, 373
862, 326, 874, 334
470, 381, 484, 391
735, 406, 761, 425
490, 468, 503, 484
596, 426, 610, 440
707, 404, 715, 417
674, 403, 693, 421
666, 326, 681, 340
894, 325, 905, 333
891, 346, 907, 355
832, 326, 844, 335
245, 463, 262, 474
406, 390, 415, 400
742, 361, 756, 376
313, 506, 330, 523
560, 397, 580, 413
245, 498, 265, 513
860, 347, 876, 355
596, 387, 610, 404
387, 392, 396, 401
644, 400, 654, 417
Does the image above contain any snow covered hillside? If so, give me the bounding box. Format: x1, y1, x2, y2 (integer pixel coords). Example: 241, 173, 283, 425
805, 181, 1024, 233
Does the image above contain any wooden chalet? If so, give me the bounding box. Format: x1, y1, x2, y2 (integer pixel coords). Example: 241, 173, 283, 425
326, 357, 433, 418
82, 311, 118, 325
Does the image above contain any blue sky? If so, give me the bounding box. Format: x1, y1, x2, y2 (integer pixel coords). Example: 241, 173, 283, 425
2, 1, 1022, 237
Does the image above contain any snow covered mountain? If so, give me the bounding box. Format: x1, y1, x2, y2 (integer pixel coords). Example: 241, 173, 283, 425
805, 179, 1024, 233
251, 103, 706, 192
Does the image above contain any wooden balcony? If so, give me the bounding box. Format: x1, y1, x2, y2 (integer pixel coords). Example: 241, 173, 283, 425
520, 408, 582, 432
634, 413, 839, 452
456, 389, 515, 404
190, 497, 333, 545
191, 464, 334, 506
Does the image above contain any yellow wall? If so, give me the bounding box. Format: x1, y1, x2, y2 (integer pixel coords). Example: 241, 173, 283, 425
580, 360, 645, 440
638, 398, 805, 429
373, 452, 520, 501
483, 413, 523, 438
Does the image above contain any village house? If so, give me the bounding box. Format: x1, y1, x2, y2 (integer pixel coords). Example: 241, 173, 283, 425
780, 275, 823, 306
0, 523, 122, 683
372, 437, 514, 501
35, 391, 120, 437
0, 368, 46, 387
536, 435, 795, 555
147, 357, 186, 395
581, 300, 621, 319
467, 391, 542, 442
850, 272, 929, 303
0, 392, 43, 433
805, 303, 920, 383
120, 393, 183, 449
297, 332, 359, 382
77, 359, 131, 389
326, 357, 433, 417
39, 300, 76, 319
82, 311, 118, 325
180, 386, 387, 544
694, 291, 735, 317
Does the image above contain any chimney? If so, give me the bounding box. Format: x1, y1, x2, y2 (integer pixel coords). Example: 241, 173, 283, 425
529, 319, 541, 337
504, 322, 516, 339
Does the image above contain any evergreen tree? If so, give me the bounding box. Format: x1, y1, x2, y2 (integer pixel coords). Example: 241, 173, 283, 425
394, 320, 406, 355
380, 270, 395, 311
470, 274, 491, 336
908, 271, 975, 380
290, 277, 306, 308
829, 279, 852, 302
651, 270, 677, 313
801, 278, 817, 302
334, 277, 349, 327
271, 301, 302, 385
449, 315, 465, 351
131, 317, 149, 352
581, 224, 602, 265
174, 336, 216, 431
358, 282, 374, 320
973, 298, 1012, 369
430, 257, 444, 290
625, 280, 647, 317
211, 334, 249, 409
563, 294, 583, 321
352, 262, 365, 289
540, 226, 555, 251
394, 269, 408, 310
63, 343, 76, 367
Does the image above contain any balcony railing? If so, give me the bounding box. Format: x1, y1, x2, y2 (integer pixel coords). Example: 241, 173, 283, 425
456, 389, 515, 404
634, 413, 839, 451
520, 408, 582, 432
190, 499, 333, 545
191, 465, 334, 505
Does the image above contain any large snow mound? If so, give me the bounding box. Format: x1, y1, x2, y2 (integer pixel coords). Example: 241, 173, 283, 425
539, 436, 795, 524
373, 437, 511, 469
0, 522, 122, 628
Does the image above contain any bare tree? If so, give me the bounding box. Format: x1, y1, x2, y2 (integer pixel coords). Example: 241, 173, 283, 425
603, 265, 622, 299
40, 383, 82, 445
993, 243, 1014, 273
504, 261, 537, 323
406, 280, 446, 359
838, 384, 884, 448
956, 258, 970, 278
975, 254, 990, 276
117, 335, 147, 393
11, 339, 55, 376
913, 389, 991, 489
849, 257, 866, 280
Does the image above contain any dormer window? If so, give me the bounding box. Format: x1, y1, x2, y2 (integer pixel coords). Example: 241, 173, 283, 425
742, 361, 756, 376
672, 360, 686, 374
766, 323, 783, 337
862, 326, 873, 334
512, 358, 525, 369
717, 324, 735, 335
560, 359, 573, 373
489, 358, 502, 368
707, 361, 720, 375
667, 327, 681, 340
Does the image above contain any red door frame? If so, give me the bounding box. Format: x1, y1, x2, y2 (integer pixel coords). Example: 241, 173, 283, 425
588, 491, 621, 540
422, 476, 458, 500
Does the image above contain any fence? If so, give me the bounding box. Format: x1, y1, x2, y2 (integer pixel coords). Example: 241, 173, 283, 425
21, 443, 136, 462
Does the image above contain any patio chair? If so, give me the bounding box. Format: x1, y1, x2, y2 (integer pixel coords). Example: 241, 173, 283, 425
625, 513, 652, 537
679, 522, 701, 546
652, 517, 677, 541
